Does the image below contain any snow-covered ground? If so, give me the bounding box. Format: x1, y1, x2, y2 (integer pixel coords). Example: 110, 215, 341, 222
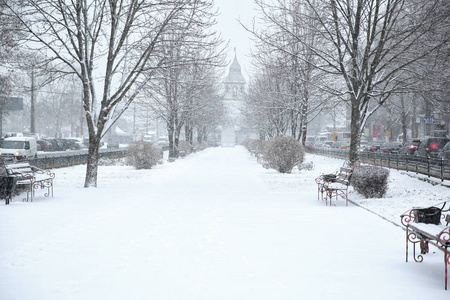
1, 146, 449, 299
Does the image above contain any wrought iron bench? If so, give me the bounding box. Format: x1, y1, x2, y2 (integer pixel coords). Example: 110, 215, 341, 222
315, 161, 355, 206
401, 201, 450, 289
0, 158, 18, 205
1, 157, 55, 204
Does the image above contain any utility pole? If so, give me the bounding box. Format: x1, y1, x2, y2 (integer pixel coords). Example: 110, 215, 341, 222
30, 67, 36, 134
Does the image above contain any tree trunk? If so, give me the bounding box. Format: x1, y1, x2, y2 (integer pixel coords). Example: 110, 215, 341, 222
400, 94, 408, 142
167, 118, 176, 158
84, 134, 99, 187
349, 97, 362, 163
412, 99, 418, 138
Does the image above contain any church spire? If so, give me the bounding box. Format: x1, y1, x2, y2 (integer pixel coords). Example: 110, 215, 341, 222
224, 49, 246, 84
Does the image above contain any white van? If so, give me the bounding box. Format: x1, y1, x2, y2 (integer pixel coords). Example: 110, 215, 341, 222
0, 137, 38, 160
305, 136, 316, 146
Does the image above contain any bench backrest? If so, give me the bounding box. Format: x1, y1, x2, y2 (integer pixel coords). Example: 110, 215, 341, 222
5, 162, 34, 176
335, 167, 352, 185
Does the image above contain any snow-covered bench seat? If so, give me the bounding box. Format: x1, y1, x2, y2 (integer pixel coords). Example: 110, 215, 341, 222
4, 160, 55, 203
401, 202, 450, 289
315, 161, 355, 206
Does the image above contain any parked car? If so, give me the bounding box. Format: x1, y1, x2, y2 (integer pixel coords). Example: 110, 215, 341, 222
398, 139, 422, 156
438, 141, 450, 160
36, 139, 54, 151
157, 137, 169, 150
65, 139, 81, 150
305, 136, 315, 147
364, 141, 383, 152
44, 138, 65, 151
56, 139, 71, 151
332, 141, 348, 149
314, 140, 326, 147
107, 140, 120, 149
359, 140, 368, 151
323, 141, 334, 148
379, 141, 403, 154
416, 137, 450, 158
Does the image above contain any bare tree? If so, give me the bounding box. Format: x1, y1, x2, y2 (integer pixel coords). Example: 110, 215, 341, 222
244, 0, 335, 143
182, 64, 225, 147
141, 3, 226, 158
5, 0, 213, 187
0, 0, 24, 111
297, 0, 450, 162
247, 0, 450, 161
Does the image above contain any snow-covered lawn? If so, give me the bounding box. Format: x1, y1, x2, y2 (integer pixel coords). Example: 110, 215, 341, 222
1, 146, 449, 299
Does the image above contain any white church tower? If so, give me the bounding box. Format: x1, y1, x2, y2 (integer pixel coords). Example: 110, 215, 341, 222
221, 50, 246, 146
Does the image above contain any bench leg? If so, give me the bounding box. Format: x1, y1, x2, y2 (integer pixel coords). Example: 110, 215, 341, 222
406, 230, 423, 263
445, 247, 449, 290
406, 227, 409, 262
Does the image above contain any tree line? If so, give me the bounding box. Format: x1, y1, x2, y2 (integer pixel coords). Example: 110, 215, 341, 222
244, 0, 450, 163
0, 0, 227, 187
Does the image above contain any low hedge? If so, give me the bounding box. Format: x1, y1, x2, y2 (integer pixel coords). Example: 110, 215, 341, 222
262, 136, 304, 173
351, 165, 389, 198
126, 141, 162, 169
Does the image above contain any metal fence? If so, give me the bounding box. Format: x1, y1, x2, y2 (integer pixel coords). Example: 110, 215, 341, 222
28, 149, 126, 169
306, 146, 450, 182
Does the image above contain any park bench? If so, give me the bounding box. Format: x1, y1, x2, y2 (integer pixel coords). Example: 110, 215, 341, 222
0, 159, 17, 205
0, 157, 55, 204
315, 161, 355, 206
401, 201, 450, 289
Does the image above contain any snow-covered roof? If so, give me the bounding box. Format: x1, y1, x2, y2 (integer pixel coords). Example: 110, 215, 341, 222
224, 54, 246, 84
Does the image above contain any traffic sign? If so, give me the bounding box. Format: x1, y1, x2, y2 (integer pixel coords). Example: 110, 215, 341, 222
423, 116, 436, 124
0, 96, 23, 111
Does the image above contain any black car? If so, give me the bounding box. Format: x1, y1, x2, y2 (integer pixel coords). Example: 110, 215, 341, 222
398, 139, 422, 156
44, 138, 64, 151
365, 142, 383, 152
36, 139, 54, 151
107, 140, 120, 149
438, 141, 450, 160
379, 142, 403, 154
65, 139, 81, 150
416, 137, 450, 158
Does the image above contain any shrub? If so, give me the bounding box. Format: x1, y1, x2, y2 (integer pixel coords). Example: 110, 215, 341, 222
177, 140, 193, 157
243, 139, 268, 156
351, 165, 389, 198
98, 157, 127, 166
298, 161, 314, 171
126, 141, 162, 169
262, 136, 304, 173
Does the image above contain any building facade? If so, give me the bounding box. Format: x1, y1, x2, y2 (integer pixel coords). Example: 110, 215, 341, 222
221, 52, 246, 146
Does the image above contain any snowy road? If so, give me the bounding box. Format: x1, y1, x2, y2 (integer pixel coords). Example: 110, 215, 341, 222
0, 146, 447, 299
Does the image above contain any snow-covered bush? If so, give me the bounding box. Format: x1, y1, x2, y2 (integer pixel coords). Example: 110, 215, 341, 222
193, 141, 207, 151
243, 139, 267, 156
177, 141, 193, 157
98, 157, 127, 166
126, 141, 162, 169
351, 165, 389, 198
262, 136, 304, 173
298, 161, 314, 171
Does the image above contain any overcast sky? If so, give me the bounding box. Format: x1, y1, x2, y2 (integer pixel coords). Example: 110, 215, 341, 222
214, 0, 258, 82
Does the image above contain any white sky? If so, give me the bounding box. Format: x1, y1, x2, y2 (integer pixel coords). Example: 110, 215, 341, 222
214, 0, 257, 82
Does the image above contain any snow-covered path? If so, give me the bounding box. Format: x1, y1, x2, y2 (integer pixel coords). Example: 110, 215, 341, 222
0, 147, 447, 299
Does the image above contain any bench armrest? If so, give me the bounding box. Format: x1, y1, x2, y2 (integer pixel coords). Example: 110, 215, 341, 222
401, 201, 450, 227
